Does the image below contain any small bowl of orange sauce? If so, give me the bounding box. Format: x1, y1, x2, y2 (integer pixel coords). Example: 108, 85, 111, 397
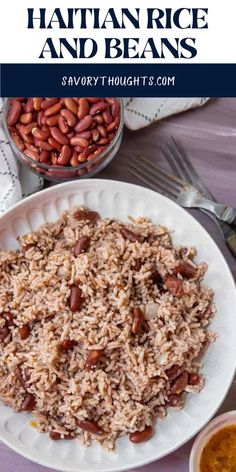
189, 411, 236, 472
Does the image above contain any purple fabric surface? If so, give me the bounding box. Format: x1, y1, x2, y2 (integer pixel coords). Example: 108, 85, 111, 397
1, 97, 236, 472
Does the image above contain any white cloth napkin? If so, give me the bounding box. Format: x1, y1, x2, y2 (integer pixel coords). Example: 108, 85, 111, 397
0, 97, 209, 212
124, 97, 209, 130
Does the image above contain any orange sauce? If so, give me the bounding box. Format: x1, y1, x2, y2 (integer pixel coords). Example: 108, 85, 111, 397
200, 424, 236, 471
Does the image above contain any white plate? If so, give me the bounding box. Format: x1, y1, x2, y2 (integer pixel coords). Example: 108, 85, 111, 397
0, 179, 235, 472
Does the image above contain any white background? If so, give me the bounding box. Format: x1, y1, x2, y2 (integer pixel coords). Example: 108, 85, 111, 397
0, 0, 236, 63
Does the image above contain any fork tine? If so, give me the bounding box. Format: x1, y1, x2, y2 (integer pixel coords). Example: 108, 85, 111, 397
126, 164, 176, 199
130, 153, 183, 194
163, 137, 215, 201
128, 156, 179, 198
169, 138, 201, 187
161, 140, 191, 182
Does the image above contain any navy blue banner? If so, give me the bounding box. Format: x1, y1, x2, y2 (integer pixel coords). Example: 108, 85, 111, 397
1, 63, 236, 97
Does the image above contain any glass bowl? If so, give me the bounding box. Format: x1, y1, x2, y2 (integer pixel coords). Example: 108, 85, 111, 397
3, 98, 124, 182
189, 410, 236, 471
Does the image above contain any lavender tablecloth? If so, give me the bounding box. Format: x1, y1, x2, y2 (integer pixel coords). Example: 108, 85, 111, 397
1, 97, 236, 472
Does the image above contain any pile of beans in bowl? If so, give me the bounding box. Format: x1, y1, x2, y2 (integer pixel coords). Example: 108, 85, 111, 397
7, 98, 121, 167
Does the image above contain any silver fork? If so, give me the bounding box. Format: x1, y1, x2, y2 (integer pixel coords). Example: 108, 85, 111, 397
127, 154, 236, 225
160, 137, 236, 257
126, 153, 236, 257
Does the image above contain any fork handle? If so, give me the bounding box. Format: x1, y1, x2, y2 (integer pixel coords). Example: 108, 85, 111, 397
225, 231, 236, 258
189, 194, 236, 226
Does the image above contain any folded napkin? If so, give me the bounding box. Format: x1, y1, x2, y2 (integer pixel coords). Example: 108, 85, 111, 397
124, 97, 209, 130
0, 97, 209, 212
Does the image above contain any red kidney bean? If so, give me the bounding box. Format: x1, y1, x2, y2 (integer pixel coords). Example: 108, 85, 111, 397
111, 100, 120, 118
129, 426, 153, 444
86, 154, 96, 162
21, 393, 36, 411
75, 146, 85, 154
41, 98, 59, 110
102, 109, 113, 124
106, 120, 119, 133
87, 97, 101, 103
165, 276, 184, 297
74, 236, 90, 256
134, 258, 142, 271
40, 150, 50, 163
189, 373, 200, 385
98, 138, 109, 145
50, 127, 69, 145
23, 367, 32, 382
105, 97, 116, 105
85, 349, 103, 370
83, 144, 98, 158
51, 152, 58, 165
37, 110, 44, 127
132, 307, 145, 334
70, 136, 89, 148
77, 419, 103, 435
61, 109, 77, 127
32, 127, 50, 141
120, 227, 143, 243
69, 285, 82, 312
93, 115, 104, 125
21, 133, 34, 146
67, 130, 75, 139
78, 153, 86, 163
38, 141, 54, 151
97, 125, 107, 138
70, 150, 79, 166
60, 339, 78, 350
3, 311, 15, 326
41, 115, 48, 125
49, 431, 61, 440
165, 365, 184, 381
91, 129, 100, 142
167, 394, 184, 408
24, 98, 34, 113
44, 102, 62, 117
33, 98, 43, 111
48, 137, 62, 153
76, 131, 91, 139
74, 209, 99, 221
74, 115, 93, 133
7, 100, 22, 126
58, 145, 72, 165
58, 116, 69, 134
0, 326, 10, 341
23, 122, 38, 134
78, 98, 89, 119
20, 112, 33, 124
170, 371, 189, 395
14, 367, 25, 387
90, 101, 108, 116
46, 114, 60, 127
11, 132, 25, 152
65, 98, 78, 115
108, 133, 115, 140
19, 324, 31, 340
24, 148, 40, 161
172, 262, 196, 279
